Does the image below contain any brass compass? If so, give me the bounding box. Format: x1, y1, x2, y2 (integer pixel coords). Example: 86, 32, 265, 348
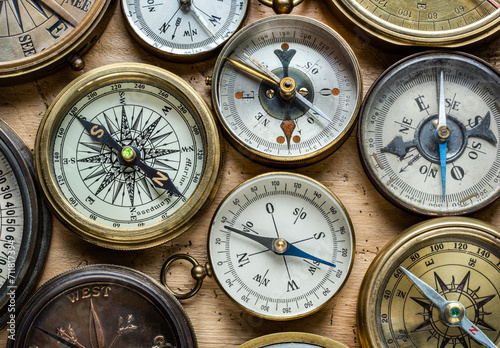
358, 217, 500, 347
238, 332, 348, 348
34, 63, 222, 249
0, 0, 115, 85
7, 265, 197, 347
327, 0, 500, 47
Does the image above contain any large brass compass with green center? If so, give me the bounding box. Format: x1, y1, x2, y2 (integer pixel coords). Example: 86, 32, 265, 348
358, 218, 500, 347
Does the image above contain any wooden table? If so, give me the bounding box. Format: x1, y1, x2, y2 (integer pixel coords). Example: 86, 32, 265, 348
1, 1, 500, 347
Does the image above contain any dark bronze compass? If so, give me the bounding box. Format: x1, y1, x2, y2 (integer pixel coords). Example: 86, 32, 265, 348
7, 265, 196, 347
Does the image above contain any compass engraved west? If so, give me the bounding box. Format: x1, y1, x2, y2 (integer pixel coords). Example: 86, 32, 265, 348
409, 271, 498, 346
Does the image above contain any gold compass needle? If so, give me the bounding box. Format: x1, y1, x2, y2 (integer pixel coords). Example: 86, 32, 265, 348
37, 0, 79, 27
225, 57, 279, 86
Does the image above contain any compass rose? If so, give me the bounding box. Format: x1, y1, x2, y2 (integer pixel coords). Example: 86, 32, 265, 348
410, 271, 497, 347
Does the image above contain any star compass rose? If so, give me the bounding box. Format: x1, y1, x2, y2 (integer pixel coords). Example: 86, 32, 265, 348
405, 269, 500, 347
76, 105, 184, 208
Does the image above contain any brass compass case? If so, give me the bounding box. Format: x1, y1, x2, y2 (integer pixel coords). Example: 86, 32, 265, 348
237, 332, 348, 347
8, 265, 197, 347
357, 217, 500, 347
34, 63, 222, 249
327, 0, 500, 47
0, 0, 116, 85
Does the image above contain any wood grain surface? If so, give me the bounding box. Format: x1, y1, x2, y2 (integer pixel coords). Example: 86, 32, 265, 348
1, 1, 500, 347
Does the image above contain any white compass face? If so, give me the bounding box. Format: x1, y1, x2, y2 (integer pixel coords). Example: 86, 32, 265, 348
51, 81, 205, 229
123, 0, 248, 59
359, 52, 500, 215
213, 16, 361, 165
209, 173, 354, 320
0, 149, 25, 288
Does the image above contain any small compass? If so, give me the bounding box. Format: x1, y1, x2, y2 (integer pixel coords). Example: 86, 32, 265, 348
358, 51, 500, 216
7, 265, 197, 347
237, 332, 348, 347
34, 63, 222, 249
208, 15, 362, 167
162, 172, 355, 320
121, 0, 249, 62
358, 217, 500, 347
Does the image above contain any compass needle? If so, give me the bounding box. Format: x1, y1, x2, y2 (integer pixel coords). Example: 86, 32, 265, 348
36, 0, 79, 27
11, 266, 196, 348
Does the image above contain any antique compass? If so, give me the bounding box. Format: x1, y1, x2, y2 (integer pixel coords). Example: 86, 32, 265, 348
357, 217, 500, 347
327, 0, 500, 47
7, 264, 197, 347
208, 15, 362, 167
0, 119, 51, 327
0, 0, 115, 85
162, 172, 355, 320
237, 332, 348, 348
121, 0, 249, 62
358, 51, 500, 216
34, 63, 222, 249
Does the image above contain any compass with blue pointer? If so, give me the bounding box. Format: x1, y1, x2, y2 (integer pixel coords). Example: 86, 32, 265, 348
358, 51, 500, 216
34, 63, 222, 250
167, 172, 355, 321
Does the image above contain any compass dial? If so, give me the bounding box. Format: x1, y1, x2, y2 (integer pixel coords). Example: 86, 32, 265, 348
358, 218, 500, 347
210, 15, 362, 167
35, 63, 221, 249
122, 0, 249, 61
0, 119, 51, 326
327, 0, 500, 47
0, 0, 115, 84
208, 172, 355, 320
358, 52, 500, 216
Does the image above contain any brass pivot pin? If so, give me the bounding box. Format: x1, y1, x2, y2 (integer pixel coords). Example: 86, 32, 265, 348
443, 301, 465, 325
273, 238, 289, 254
280, 77, 296, 100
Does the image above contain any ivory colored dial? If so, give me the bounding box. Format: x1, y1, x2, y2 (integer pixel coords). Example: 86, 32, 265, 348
35, 63, 221, 249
